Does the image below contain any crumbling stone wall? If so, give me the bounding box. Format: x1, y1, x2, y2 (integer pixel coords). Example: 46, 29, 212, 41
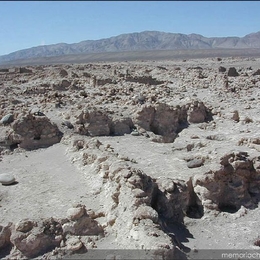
10, 113, 63, 150
0, 205, 104, 258
194, 152, 260, 213
72, 101, 211, 143
133, 101, 211, 143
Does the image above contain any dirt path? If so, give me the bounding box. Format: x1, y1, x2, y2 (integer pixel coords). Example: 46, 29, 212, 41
0, 143, 101, 226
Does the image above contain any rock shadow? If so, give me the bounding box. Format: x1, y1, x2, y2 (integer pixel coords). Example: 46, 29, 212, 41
0, 244, 12, 259
158, 215, 193, 253
2, 181, 19, 186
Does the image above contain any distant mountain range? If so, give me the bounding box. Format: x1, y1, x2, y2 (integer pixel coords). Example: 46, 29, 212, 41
1, 30, 260, 63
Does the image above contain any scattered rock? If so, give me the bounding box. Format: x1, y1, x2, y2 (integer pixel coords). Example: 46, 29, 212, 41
187, 158, 204, 168
187, 101, 211, 124
131, 130, 140, 136
1, 59, 260, 259
67, 206, 86, 221
252, 69, 260, 76
231, 110, 240, 122
65, 236, 83, 252
59, 69, 68, 77
11, 113, 63, 150
15, 219, 35, 233
62, 121, 74, 129
0, 224, 12, 249
0, 173, 16, 185
0, 114, 14, 125
228, 67, 239, 77
218, 66, 226, 73
134, 205, 159, 223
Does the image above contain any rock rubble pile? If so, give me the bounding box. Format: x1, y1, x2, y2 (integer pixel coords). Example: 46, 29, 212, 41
1, 56, 260, 258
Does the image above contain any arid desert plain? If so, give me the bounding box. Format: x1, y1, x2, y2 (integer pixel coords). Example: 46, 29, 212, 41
1, 55, 260, 259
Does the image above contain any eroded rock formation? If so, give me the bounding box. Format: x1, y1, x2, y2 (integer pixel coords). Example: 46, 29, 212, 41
194, 152, 260, 213
0, 205, 104, 259
11, 113, 63, 150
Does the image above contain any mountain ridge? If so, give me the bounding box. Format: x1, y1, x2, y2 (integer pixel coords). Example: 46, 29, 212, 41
1, 30, 260, 63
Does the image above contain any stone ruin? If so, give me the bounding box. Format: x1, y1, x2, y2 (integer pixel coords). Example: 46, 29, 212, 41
0, 100, 211, 152
0, 204, 104, 259
194, 152, 260, 213
2, 134, 260, 258
72, 100, 212, 143
0, 112, 63, 150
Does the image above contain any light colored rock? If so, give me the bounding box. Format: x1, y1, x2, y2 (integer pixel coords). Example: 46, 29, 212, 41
2, 59, 260, 259
187, 158, 204, 168
65, 236, 83, 251
75, 109, 112, 136
67, 206, 85, 221
134, 205, 159, 223
156, 177, 175, 193
10, 218, 62, 258
62, 215, 103, 236
0, 173, 15, 185
131, 130, 139, 136
11, 113, 63, 150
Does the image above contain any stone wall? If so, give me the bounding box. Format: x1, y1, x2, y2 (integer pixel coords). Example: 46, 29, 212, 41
10, 113, 63, 150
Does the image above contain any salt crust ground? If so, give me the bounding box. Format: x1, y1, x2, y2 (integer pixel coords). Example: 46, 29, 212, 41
1, 56, 260, 258
2, 136, 260, 255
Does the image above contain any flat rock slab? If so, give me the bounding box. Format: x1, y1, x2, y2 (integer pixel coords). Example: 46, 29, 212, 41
0, 173, 16, 185
187, 158, 204, 168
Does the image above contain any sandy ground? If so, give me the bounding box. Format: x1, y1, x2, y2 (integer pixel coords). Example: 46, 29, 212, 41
1, 55, 260, 258
0, 143, 102, 226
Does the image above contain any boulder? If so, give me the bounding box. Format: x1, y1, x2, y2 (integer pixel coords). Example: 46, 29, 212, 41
75, 109, 112, 136
59, 69, 68, 77
134, 102, 210, 142
133, 104, 186, 143
67, 206, 86, 221
65, 236, 83, 252
62, 215, 103, 236
194, 152, 260, 212
187, 158, 204, 168
0, 173, 16, 185
218, 66, 226, 73
0, 114, 14, 125
15, 219, 36, 233
228, 67, 239, 77
133, 105, 155, 131
10, 218, 62, 258
252, 69, 260, 76
0, 127, 15, 148
11, 114, 63, 150
134, 205, 159, 223
187, 101, 210, 124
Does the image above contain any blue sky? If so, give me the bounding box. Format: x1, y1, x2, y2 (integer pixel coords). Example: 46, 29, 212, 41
0, 1, 259, 56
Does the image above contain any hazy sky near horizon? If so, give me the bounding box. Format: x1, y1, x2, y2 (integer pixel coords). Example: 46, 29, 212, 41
0, 1, 259, 55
